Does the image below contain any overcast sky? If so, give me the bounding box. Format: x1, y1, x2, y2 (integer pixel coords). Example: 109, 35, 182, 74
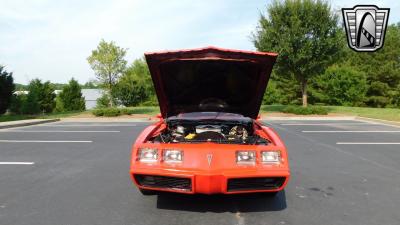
1, 0, 399, 84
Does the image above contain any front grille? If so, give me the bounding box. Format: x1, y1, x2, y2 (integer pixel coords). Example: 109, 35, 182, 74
227, 177, 285, 192
134, 174, 192, 191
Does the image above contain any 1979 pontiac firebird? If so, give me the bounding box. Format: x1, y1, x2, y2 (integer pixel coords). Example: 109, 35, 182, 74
130, 46, 290, 195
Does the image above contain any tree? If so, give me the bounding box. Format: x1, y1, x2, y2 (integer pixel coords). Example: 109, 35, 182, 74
87, 39, 127, 107
58, 78, 86, 111
113, 72, 147, 107
9, 94, 26, 114
0, 66, 15, 114
312, 65, 367, 106
253, 0, 342, 106
112, 58, 154, 106
81, 79, 99, 89
24, 79, 56, 114
343, 24, 400, 107
21, 92, 40, 115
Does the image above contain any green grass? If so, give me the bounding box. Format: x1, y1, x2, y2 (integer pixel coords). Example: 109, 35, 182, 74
0, 111, 83, 122
260, 105, 287, 112
92, 106, 160, 117
325, 106, 400, 122
125, 106, 159, 115
261, 105, 400, 122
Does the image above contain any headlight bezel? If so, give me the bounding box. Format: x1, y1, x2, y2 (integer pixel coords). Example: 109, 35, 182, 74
261, 150, 281, 164
137, 148, 158, 162
163, 149, 184, 163
236, 150, 256, 164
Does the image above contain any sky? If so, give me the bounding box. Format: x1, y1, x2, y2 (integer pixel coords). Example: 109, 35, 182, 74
1, 0, 399, 84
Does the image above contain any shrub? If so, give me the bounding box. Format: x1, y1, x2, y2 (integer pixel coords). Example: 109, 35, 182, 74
282, 105, 328, 115
54, 95, 65, 112
366, 82, 391, 107
312, 65, 367, 106
21, 91, 41, 114
92, 107, 121, 117
92, 108, 105, 116
96, 93, 117, 108
96, 93, 110, 108
26, 79, 56, 113
9, 94, 25, 114
112, 74, 147, 107
58, 78, 85, 111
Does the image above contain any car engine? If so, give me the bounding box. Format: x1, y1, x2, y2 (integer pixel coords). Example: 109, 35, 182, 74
147, 121, 269, 145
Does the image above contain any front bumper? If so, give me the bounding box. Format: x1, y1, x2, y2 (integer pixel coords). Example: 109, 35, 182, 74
131, 167, 290, 194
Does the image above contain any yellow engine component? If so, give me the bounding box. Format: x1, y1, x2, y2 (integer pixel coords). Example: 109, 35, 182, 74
185, 133, 196, 140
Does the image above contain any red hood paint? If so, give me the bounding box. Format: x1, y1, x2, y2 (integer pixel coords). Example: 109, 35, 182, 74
145, 46, 277, 119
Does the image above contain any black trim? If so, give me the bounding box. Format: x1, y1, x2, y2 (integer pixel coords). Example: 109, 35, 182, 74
134, 174, 192, 191
227, 177, 285, 192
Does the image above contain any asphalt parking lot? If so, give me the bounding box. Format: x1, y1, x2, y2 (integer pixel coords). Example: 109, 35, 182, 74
0, 119, 399, 225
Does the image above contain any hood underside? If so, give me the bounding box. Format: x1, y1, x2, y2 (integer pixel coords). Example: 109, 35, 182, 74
145, 47, 277, 119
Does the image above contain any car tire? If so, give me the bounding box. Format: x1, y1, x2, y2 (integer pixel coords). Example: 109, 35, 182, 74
263, 191, 279, 197
139, 188, 157, 195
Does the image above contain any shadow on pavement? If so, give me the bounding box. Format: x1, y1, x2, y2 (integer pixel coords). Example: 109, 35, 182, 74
156, 190, 287, 212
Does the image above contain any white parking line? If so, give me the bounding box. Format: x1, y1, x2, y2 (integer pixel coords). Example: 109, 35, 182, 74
337, 142, 400, 145
0, 130, 120, 133
0, 140, 92, 143
303, 130, 400, 133
38, 124, 138, 127
0, 162, 35, 165
280, 123, 371, 126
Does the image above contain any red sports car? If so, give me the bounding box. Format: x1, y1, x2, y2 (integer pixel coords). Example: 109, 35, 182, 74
130, 46, 290, 195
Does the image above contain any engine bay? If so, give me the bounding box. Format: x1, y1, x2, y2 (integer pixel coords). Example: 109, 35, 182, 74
147, 120, 270, 145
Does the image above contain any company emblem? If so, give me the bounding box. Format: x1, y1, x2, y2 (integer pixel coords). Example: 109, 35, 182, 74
207, 154, 212, 166
342, 5, 390, 52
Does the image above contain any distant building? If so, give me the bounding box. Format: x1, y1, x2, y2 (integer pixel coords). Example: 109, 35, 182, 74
13, 90, 29, 95
81, 89, 103, 109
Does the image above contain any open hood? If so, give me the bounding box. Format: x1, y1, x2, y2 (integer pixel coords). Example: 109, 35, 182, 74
145, 46, 277, 119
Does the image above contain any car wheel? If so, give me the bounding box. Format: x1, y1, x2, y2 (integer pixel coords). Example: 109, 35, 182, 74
139, 188, 157, 195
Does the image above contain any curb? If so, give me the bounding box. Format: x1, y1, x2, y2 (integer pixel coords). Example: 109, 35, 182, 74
0, 119, 60, 129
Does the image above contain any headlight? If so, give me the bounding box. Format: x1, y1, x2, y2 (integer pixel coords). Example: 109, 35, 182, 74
163, 149, 183, 163
137, 148, 158, 162
261, 151, 281, 163
236, 151, 256, 164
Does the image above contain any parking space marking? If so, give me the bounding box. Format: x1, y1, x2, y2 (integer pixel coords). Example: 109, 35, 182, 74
0, 140, 92, 143
337, 142, 400, 145
0, 162, 35, 165
274, 124, 400, 174
38, 124, 139, 127
303, 130, 400, 133
280, 122, 371, 126
0, 130, 120, 133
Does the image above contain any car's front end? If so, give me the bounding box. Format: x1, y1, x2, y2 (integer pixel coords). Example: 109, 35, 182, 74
130, 46, 290, 195
130, 112, 290, 194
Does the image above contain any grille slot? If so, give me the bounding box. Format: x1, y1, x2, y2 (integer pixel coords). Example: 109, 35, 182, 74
227, 177, 285, 192
134, 174, 192, 191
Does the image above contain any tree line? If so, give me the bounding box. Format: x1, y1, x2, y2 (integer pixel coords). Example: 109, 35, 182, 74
2, 0, 399, 116
86, 0, 400, 110
0, 66, 86, 115
255, 0, 400, 108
